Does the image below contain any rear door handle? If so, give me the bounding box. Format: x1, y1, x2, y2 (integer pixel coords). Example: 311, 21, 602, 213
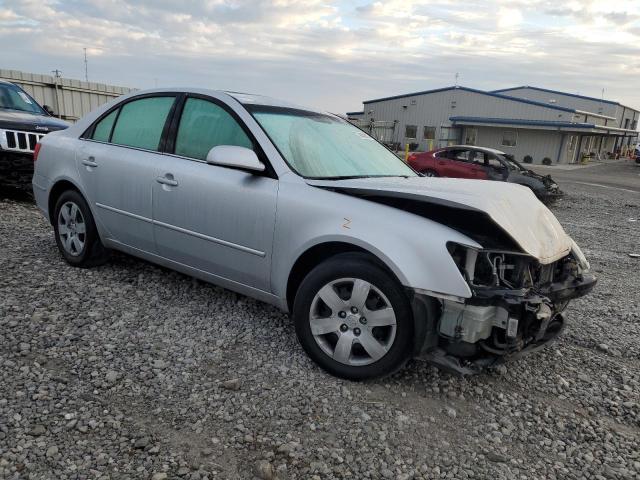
156, 175, 178, 187
81, 156, 98, 168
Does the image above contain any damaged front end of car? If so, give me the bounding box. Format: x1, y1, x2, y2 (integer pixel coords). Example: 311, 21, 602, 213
417, 241, 596, 375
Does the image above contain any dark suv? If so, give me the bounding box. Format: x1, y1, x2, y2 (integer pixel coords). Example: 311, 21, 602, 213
0, 80, 68, 189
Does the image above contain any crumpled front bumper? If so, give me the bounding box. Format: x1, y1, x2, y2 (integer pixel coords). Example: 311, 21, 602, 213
418, 273, 597, 375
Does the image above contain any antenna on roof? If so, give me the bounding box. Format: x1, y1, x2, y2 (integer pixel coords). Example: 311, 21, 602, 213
455, 72, 459, 87
601, 88, 605, 100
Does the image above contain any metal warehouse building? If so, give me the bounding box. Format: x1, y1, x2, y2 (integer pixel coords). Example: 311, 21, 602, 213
1, 69, 134, 123
347, 85, 639, 164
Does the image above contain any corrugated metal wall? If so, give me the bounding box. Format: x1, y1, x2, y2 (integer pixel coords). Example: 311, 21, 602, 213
498, 88, 619, 117
362, 88, 579, 152
498, 87, 639, 130
469, 126, 563, 164
1, 69, 134, 123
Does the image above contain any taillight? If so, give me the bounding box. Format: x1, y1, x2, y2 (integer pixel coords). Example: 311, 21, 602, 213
33, 143, 42, 162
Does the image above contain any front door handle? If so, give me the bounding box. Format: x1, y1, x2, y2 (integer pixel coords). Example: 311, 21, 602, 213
82, 156, 98, 168
156, 174, 178, 187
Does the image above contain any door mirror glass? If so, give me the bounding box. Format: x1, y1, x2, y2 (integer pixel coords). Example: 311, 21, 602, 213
206, 145, 265, 172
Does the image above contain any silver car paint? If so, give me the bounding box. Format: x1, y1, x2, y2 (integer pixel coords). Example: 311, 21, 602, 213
33, 87, 570, 313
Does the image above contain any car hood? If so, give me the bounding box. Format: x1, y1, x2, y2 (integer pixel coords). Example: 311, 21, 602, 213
307, 176, 572, 264
0, 109, 69, 132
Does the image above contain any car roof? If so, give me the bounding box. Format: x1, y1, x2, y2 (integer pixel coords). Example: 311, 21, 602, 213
444, 145, 507, 155
128, 87, 327, 115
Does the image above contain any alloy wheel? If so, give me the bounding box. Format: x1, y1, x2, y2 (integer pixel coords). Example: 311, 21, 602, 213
309, 277, 397, 366
58, 201, 86, 257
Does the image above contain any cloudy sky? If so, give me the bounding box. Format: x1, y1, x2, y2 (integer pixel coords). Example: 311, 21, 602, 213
1, 0, 639, 113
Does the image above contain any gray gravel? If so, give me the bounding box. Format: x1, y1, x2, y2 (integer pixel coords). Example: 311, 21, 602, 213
1, 183, 639, 480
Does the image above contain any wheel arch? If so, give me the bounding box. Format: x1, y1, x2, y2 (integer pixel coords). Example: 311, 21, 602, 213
48, 179, 83, 225
285, 241, 405, 313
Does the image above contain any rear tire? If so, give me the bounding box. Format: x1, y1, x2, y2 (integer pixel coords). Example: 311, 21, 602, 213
293, 253, 414, 380
422, 169, 438, 177
53, 190, 108, 268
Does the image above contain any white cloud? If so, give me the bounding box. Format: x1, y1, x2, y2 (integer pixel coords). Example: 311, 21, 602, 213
497, 7, 523, 29
0, 0, 638, 113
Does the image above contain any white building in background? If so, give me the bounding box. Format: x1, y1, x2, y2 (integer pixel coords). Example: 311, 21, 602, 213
1, 69, 134, 123
347, 85, 639, 164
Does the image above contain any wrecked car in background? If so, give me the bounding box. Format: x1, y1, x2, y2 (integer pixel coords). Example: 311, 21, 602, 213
0, 80, 68, 189
408, 145, 562, 201
32, 88, 595, 379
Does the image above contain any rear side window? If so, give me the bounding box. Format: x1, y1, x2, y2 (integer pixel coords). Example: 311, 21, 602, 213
91, 109, 118, 142
174, 98, 252, 160
110, 96, 175, 151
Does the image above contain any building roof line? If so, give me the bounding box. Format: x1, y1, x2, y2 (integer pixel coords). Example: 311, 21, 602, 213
492, 85, 639, 113
362, 85, 578, 114
491, 86, 620, 106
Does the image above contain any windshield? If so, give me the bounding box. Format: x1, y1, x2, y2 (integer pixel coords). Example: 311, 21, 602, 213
0, 83, 46, 115
248, 106, 416, 179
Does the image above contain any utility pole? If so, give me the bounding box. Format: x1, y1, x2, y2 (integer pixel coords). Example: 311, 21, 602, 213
84, 48, 89, 82
51, 69, 63, 119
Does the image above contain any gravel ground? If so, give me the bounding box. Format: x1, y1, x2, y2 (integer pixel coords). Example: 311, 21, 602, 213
0, 184, 639, 480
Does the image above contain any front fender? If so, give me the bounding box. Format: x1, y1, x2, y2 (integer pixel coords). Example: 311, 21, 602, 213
271, 180, 479, 302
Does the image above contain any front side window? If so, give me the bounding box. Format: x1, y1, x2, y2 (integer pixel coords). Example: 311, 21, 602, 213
450, 149, 470, 161
174, 98, 252, 160
405, 125, 417, 139
0, 83, 46, 115
249, 106, 416, 179
501, 130, 517, 147
91, 109, 118, 142
110, 96, 175, 151
485, 154, 505, 170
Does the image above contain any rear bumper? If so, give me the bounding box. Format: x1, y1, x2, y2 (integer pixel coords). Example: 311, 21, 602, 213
32, 173, 51, 220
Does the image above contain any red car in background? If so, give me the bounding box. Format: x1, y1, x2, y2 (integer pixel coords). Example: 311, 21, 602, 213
408, 146, 492, 178
407, 145, 562, 201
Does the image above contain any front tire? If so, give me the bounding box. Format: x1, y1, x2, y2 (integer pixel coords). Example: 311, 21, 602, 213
53, 190, 107, 267
293, 253, 414, 380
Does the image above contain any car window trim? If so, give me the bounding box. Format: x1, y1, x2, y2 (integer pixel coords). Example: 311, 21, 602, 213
80, 92, 181, 145
165, 93, 277, 178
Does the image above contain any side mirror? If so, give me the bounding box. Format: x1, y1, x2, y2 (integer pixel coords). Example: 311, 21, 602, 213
42, 105, 55, 116
205, 145, 265, 172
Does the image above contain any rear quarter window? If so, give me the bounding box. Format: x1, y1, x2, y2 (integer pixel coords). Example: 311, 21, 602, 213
110, 96, 175, 151
91, 109, 118, 142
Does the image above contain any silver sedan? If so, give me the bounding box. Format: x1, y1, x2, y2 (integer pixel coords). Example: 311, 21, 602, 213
32, 88, 596, 379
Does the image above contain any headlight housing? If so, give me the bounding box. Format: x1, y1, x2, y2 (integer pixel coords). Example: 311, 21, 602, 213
447, 241, 589, 292
447, 243, 537, 289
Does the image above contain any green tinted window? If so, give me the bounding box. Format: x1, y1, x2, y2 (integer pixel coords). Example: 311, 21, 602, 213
111, 97, 174, 151
175, 98, 252, 160
91, 109, 118, 142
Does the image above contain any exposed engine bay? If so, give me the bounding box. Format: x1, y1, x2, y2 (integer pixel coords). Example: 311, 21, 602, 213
419, 243, 596, 374
310, 177, 597, 374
